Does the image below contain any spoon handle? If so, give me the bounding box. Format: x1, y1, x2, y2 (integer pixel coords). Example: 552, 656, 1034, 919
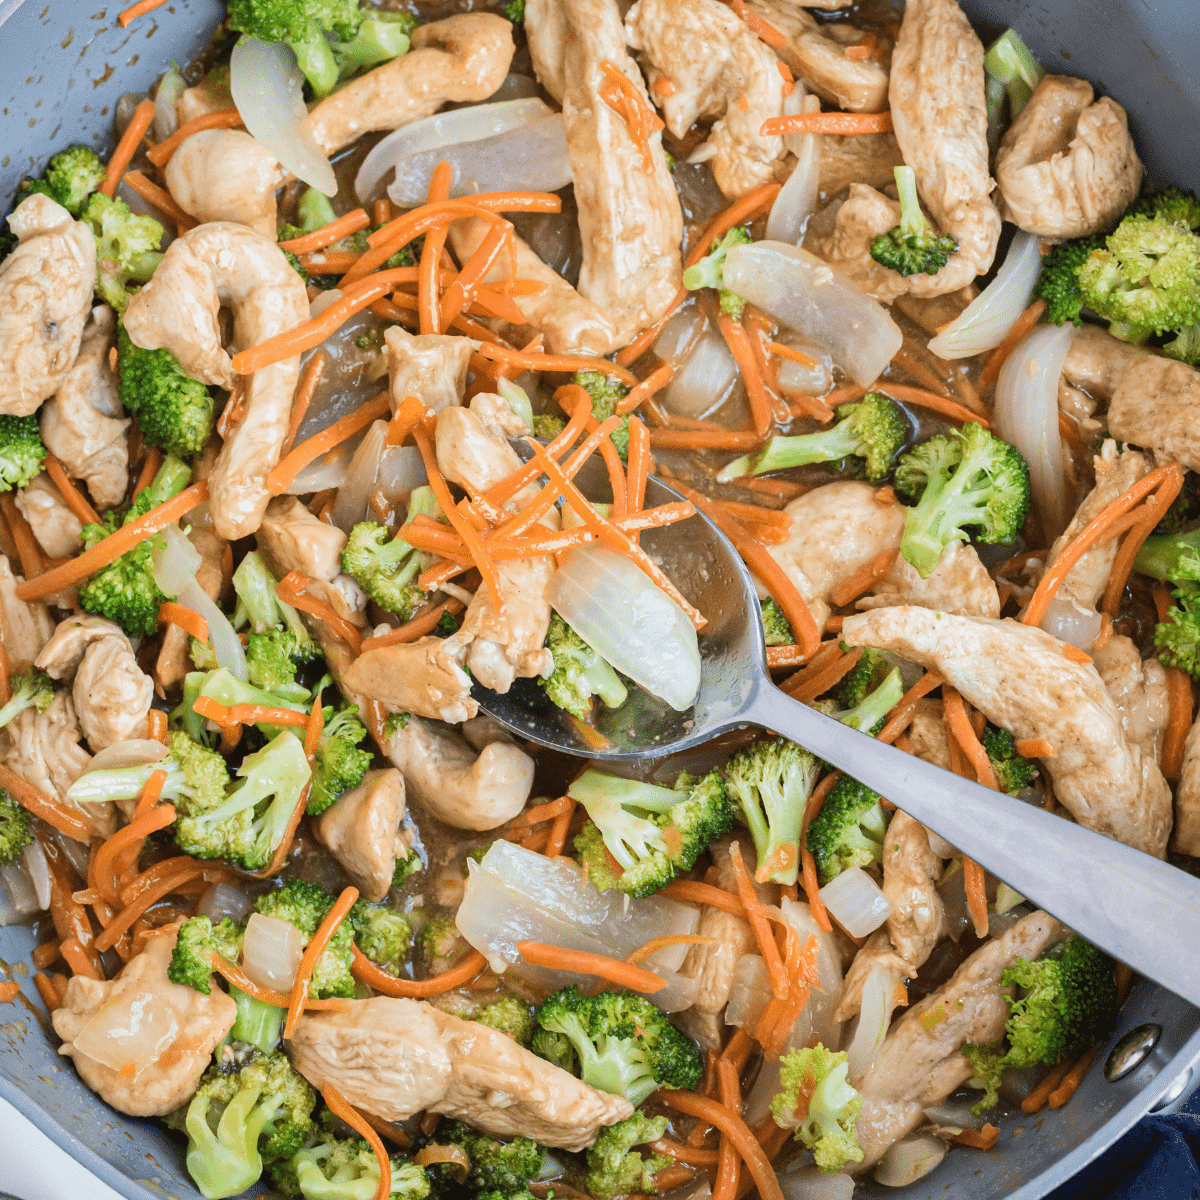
743, 681, 1200, 1007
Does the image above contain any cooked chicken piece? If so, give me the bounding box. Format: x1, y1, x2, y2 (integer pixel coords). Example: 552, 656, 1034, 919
853, 910, 1066, 1168
748, 0, 889, 113
809, 184, 911, 303
882, 810, 948, 971
36, 615, 153, 750
123, 223, 309, 540
344, 636, 477, 725
308, 16, 514, 157
291, 997, 631, 1149
886, 0, 1001, 294
377, 714, 533, 831
1172, 714, 1200, 856
1061, 322, 1148, 399
470, 392, 528, 440
446, 217, 617, 356
0, 555, 53, 671
39, 306, 129, 510
436, 401, 525, 492
1, 692, 94, 831
258, 495, 346, 583
1108, 355, 1200, 473
626, 0, 789, 198
53, 930, 236, 1118
834, 927, 910, 1022
859, 541, 1000, 618
526, 0, 683, 347
1058, 379, 1103, 444
818, 132, 905, 200
906, 698, 951, 770
165, 129, 286, 239
995, 76, 1141, 239
765, 482, 905, 631
177, 76, 233, 125
460, 715, 517, 752
0, 195, 98, 416
15, 476, 82, 559
155, 527, 226, 695
313, 768, 411, 903
1093, 635, 1169, 767
384, 325, 470, 415
841, 607, 1173, 857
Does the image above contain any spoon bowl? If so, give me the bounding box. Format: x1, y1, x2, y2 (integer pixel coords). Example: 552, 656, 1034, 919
475, 462, 1200, 1008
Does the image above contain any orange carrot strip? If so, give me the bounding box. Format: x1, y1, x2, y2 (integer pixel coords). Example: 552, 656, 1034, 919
727, 842, 789, 998
366, 193, 560, 248
419, 161, 455, 334
711, 499, 790, 528
95, 864, 213, 952
285, 885, 359, 1039
33, 972, 61, 1010
599, 436, 628, 518
1162, 667, 1193, 782
32, 941, 61, 969
963, 857, 989, 939
324, 1084, 392, 1200
844, 33, 878, 60
543, 800, 576, 858
661, 880, 747, 919
761, 111, 893, 136
954, 1123, 1000, 1150
829, 549, 896, 608
158, 600, 209, 644
0, 493, 43, 582
876, 669, 943, 744
626, 417, 651, 545
351, 945, 488, 997
267, 392, 390, 495
648, 430, 762, 451
718, 311, 774, 439
744, 310, 791, 427
195, 697, 309, 728
61, 937, 103, 979
16, 481, 207, 603
651, 1139, 720, 1167
473, 342, 639, 387
599, 59, 664, 173
713, 1058, 742, 1200
359, 599, 466, 652
146, 109, 242, 168
0, 980, 18, 1002
943, 690, 999, 791
282, 352, 326, 455
117, 0, 167, 25
786, 646, 862, 704
516, 941, 667, 992
1101, 472, 1184, 616
616, 363, 675, 417
386, 394, 427, 448
1022, 1057, 1075, 1113
768, 342, 819, 369
892, 349, 950, 397
878, 383, 987, 428
1048, 1046, 1099, 1109
440, 220, 513, 329
730, 0, 788, 48
501, 797, 574, 839
122, 170, 197, 231
765, 645, 809, 669
0, 763, 92, 841
296, 251, 362, 275
980, 300, 1049, 391
278, 209, 371, 254
626, 934, 718, 965
275, 570, 363, 654
43, 454, 102, 526
1014, 738, 1055, 758
800, 846, 832, 932
100, 99, 155, 197
92, 799, 175, 907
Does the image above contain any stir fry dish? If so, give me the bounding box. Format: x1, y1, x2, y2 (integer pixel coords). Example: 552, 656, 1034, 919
0, 0, 1196, 1194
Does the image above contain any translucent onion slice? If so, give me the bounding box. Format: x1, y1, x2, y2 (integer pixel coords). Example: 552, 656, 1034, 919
154, 66, 186, 142
242, 912, 304, 992
928, 231, 1042, 359
198, 881, 255, 927
766, 91, 821, 245
88, 740, 168, 772
993, 322, 1075, 539
781, 898, 845, 1051
332, 419, 391, 533
723, 241, 903, 386
1039, 594, 1102, 650
845, 962, 896, 1082
725, 953, 772, 1031
355, 97, 558, 202
230, 37, 336, 195
22, 841, 51, 911
659, 313, 741, 419
872, 1134, 947, 1188
376, 445, 428, 503
775, 336, 833, 396
549, 544, 701, 712
818, 867, 892, 938
779, 1165, 855, 1200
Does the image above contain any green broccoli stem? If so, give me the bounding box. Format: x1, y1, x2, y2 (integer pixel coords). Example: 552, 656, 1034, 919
578, 656, 628, 710
1135, 527, 1200, 581
717, 422, 862, 482
334, 13, 413, 73
297, 187, 336, 233
984, 28, 1045, 117
290, 30, 340, 98
833, 667, 904, 734
229, 986, 284, 1056
894, 166, 928, 241
140, 454, 193, 510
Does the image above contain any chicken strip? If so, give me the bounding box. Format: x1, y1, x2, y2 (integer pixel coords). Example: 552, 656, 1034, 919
834, 928, 910, 1023
853, 910, 1066, 1168
859, 541, 1000, 618
882, 810, 948, 971
446, 217, 616, 356
0, 555, 53, 671
526, 0, 683, 346
886, 0, 1001, 293
995, 76, 1141, 239
1172, 714, 1200, 857
1, 692, 94, 832
906, 698, 951, 771
1060, 322, 1148, 399
313, 768, 411, 903
841, 607, 1173, 857
626, 0, 789, 199
384, 325, 470, 415
176, 75, 233, 125
1093, 635, 1169, 768
0, 194, 98, 416
1107, 354, 1200, 473
123, 223, 309, 540
343, 635, 477, 725
53, 929, 236, 1118
165, 129, 285, 239
15, 476, 82, 559
38, 306, 129, 510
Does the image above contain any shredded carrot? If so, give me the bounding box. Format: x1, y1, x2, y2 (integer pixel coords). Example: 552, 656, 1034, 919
0, 763, 92, 841
648, 429, 762, 451
1101, 471, 1184, 616
717, 312, 775, 440
193, 696, 308, 728
275, 570, 363, 654
891, 349, 950, 398
117, 0, 167, 25
359, 598, 466, 653
324, 1084, 392, 1200
658, 1091, 784, 1200
1049, 1046, 1099, 1109
43, 455, 101, 526
279, 210, 372, 256
877, 382, 987, 428
743, 309, 791, 427
626, 418, 651, 546
719, 1027, 755, 1071
954, 1123, 1000, 1150
543, 800, 577, 858
727, 841, 789, 998
143, 710, 167, 745
786, 646, 863, 704
16, 481, 207, 603
100, 99, 155, 197
95, 864, 208, 952
729, 0, 788, 48
651, 1139, 719, 1167
0, 980, 19, 1002
1024, 463, 1185, 627
979, 300, 1049, 390
626, 934, 718, 965
134, 448, 164, 497
0, 493, 43, 581
661, 880, 747, 918
282, 353, 327, 455
353, 944, 490, 997
767, 342, 818, 369
1014, 738, 1054, 758
41, 835, 104, 975
500, 797, 575, 839
1162, 667, 1193, 782
121, 170, 196, 231
92, 797, 175, 908
943, 690, 999, 792
267, 392, 390, 495
961, 857, 989, 939
145, 109, 242, 168
875, 669, 943, 744
829, 549, 896, 608
1060, 644, 1092, 664
765, 645, 808, 669
441, 222, 516, 331
1022, 1057, 1075, 1113
33, 972, 61, 1010
32, 941, 60, 970
712, 1058, 743, 1200
800, 847, 831, 932
385, 394, 426, 448
367, 192, 561, 248
158, 600, 209, 644
845, 33, 878, 60
598, 59, 664, 172
61, 937, 102, 979
516, 941, 667, 992
474, 342, 640, 387
761, 111, 893, 136
616, 363, 675, 417
285, 886, 359, 1038
419, 161, 455, 334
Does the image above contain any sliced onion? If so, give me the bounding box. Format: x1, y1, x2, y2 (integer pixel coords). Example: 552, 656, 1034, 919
22, 840, 51, 910
376, 446, 427, 501
993, 323, 1075, 540
725, 953, 771, 1030
922, 1097, 990, 1131
73, 986, 182, 1076
781, 899, 845, 1051
1039, 594, 1102, 649
766, 91, 820, 245
549, 544, 700, 712
286, 428, 369, 494
154, 66, 186, 142
819, 867, 891, 938
845, 963, 896, 1082
332, 419, 391, 533
356, 98, 558, 202
776, 336, 833, 396
872, 1134, 947, 1187
928, 232, 1042, 359
778, 1165, 855, 1200
198, 882, 254, 926
88, 740, 168, 772
242, 912, 304, 992
724, 241, 903, 386
660, 314, 741, 420
0, 861, 38, 925
230, 37, 336, 195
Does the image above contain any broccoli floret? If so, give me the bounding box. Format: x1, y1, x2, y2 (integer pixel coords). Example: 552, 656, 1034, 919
573, 370, 630, 460
760, 598, 792, 647
805, 774, 888, 886
568, 768, 734, 897
269, 1129, 430, 1200
538, 613, 628, 719
255, 878, 355, 997
532, 413, 565, 440
870, 166, 959, 277
171, 1050, 316, 1198
1076, 213, 1200, 343
0, 791, 33, 866
0, 414, 46, 492
229, 985, 285, 1056
0, 667, 54, 729
982, 724, 1037, 795
226, 0, 363, 97
570, 1112, 670, 1200
1132, 185, 1200, 230
168, 915, 241, 994
439, 1121, 545, 1193
193, 667, 311, 738
895, 423, 1031, 578
474, 995, 535, 1046
963, 936, 1118, 1111
77, 454, 193, 636
983, 27, 1044, 117
1164, 324, 1200, 365
308, 703, 372, 816
834, 647, 891, 710
724, 739, 820, 885
349, 900, 412, 975
829, 665, 904, 736
117, 322, 216, 459
80, 192, 164, 312
504, 0, 525, 23
18, 145, 106, 216
769, 1044, 863, 1173
245, 631, 311, 700
417, 915, 468, 975
334, 11, 416, 77
392, 847, 421, 888
681, 225, 751, 318
341, 522, 427, 619
174, 730, 312, 871
530, 1028, 577, 1075
231, 551, 318, 660
717, 393, 909, 484
1131, 529, 1200, 677
532, 986, 702, 1106
1034, 232, 1108, 327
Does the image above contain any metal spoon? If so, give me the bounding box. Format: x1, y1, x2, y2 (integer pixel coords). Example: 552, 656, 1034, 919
475, 460, 1200, 1007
